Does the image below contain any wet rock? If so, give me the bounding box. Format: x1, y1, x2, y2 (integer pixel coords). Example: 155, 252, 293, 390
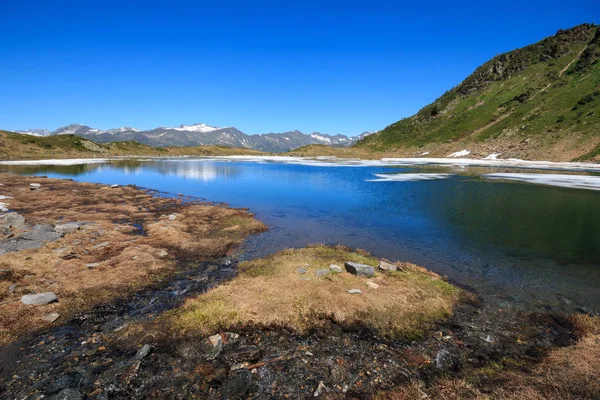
0, 268, 13, 280
29, 183, 41, 190
155, 250, 169, 259
135, 344, 153, 360
222, 345, 261, 363
221, 369, 252, 400
54, 223, 81, 234
21, 292, 58, 305
92, 241, 110, 249
48, 388, 83, 400
85, 263, 101, 269
315, 269, 330, 277
330, 264, 343, 273
344, 262, 375, 277
378, 260, 398, 271
42, 312, 60, 323
296, 268, 308, 274
314, 381, 327, 397
347, 289, 362, 295
366, 281, 379, 290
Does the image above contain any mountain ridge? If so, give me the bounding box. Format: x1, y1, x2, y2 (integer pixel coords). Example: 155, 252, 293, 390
16, 123, 363, 153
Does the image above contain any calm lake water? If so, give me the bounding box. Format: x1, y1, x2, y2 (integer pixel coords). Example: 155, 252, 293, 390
2, 158, 600, 314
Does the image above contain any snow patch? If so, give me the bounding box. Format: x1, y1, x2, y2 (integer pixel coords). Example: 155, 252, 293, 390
369, 173, 453, 182
169, 123, 219, 133
448, 150, 471, 158
484, 173, 600, 191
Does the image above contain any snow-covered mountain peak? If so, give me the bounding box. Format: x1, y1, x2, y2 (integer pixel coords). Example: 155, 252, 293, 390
170, 123, 220, 133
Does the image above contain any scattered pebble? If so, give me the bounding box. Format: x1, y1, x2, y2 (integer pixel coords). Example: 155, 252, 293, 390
314, 381, 327, 397
347, 289, 362, 295
85, 263, 101, 269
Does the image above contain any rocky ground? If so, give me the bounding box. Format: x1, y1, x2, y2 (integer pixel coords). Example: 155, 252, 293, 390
0, 174, 596, 400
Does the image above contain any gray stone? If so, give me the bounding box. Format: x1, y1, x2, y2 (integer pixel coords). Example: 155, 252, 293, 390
8, 284, 16, 293
21, 292, 58, 305
435, 349, 459, 370
54, 223, 81, 235
344, 262, 375, 277
29, 183, 41, 190
134, 344, 153, 360
205, 333, 223, 359
296, 268, 308, 274
329, 264, 343, 273
315, 269, 330, 277
366, 281, 380, 290
92, 241, 110, 249
168, 214, 177, 221
221, 369, 252, 400
42, 312, 60, 323
85, 263, 101, 269
347, 289, 362, 295
378, 260, 398, 271
0, 224, 63, 254
1, 212, 26, 232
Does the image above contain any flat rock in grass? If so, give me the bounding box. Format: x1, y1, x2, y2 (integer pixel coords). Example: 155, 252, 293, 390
21, 292, 58, 305
378, 260, 398, 271
315, 269, 330, 277
366, 281, 380, 290
29, 183, 41, 190
296, 267, 308, 275
155, 250, 169, 259
54, 223, 81, 234
329, 264, 343, 273
92, 241, 110, 249
1, 212, 27, 232
85, 262, 101, 269
344, 262, 375, 278
42, 312, 60, 323
20, 224, 63, 242
347, 289, 362, 295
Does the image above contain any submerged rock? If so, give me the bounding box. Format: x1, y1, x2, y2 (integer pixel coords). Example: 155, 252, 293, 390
21, 292, 58, 305
344, 262, 375, 277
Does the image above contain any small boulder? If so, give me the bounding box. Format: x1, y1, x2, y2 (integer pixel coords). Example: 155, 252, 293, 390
155, 250, 169, 259
42, 312, 60, 323
221, 369, 252, 400
378, 260, 398, 271
204, 334, 223, 359
21, 292, 58, 305
54, 223, 81, 235
315, 269, 330, 277
168, 214, 177, 221
366, 281, 379, 290
329, 264, 343, 273
347, 289, 362, 295
134, 344, 153, 360
29, 183, 41, 190
344, 262, 375, 277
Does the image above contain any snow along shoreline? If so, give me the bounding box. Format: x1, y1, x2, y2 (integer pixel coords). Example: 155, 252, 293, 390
0, 155, 599, 173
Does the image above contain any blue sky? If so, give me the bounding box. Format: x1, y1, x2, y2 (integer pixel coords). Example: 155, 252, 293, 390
0, 1, 597, 136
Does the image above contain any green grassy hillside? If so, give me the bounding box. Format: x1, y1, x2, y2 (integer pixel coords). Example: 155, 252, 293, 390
357, 23, 600, 161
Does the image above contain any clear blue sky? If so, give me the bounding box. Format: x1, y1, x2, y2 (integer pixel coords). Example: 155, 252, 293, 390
0, 1, 597, 136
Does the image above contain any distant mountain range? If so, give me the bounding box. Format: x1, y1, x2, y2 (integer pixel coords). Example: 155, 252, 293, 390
15, 123, 375, 152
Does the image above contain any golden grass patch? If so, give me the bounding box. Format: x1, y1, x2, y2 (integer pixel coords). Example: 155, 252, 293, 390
0, 173, 266, 344
168, 245, 462, 339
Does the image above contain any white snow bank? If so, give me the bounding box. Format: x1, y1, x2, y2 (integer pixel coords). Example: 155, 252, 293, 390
483, 153, 500, 160
0, 159, 109, 166
369, 173, 453, 182
484, 173, 600, 191
448, 150, 471, 158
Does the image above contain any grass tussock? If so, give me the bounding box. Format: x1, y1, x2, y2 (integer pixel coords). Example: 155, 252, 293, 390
0, 173, 265, 345
375, 315, 600, 400
168, 245, 462, 340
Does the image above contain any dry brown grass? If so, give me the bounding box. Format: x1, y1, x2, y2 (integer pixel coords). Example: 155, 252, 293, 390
0, 173, 266, 345
375, 315, 600, 400
167, 245, 462, 340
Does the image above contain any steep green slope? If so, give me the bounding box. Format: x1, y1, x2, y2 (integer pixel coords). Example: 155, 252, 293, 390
358, 24, 600, 161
